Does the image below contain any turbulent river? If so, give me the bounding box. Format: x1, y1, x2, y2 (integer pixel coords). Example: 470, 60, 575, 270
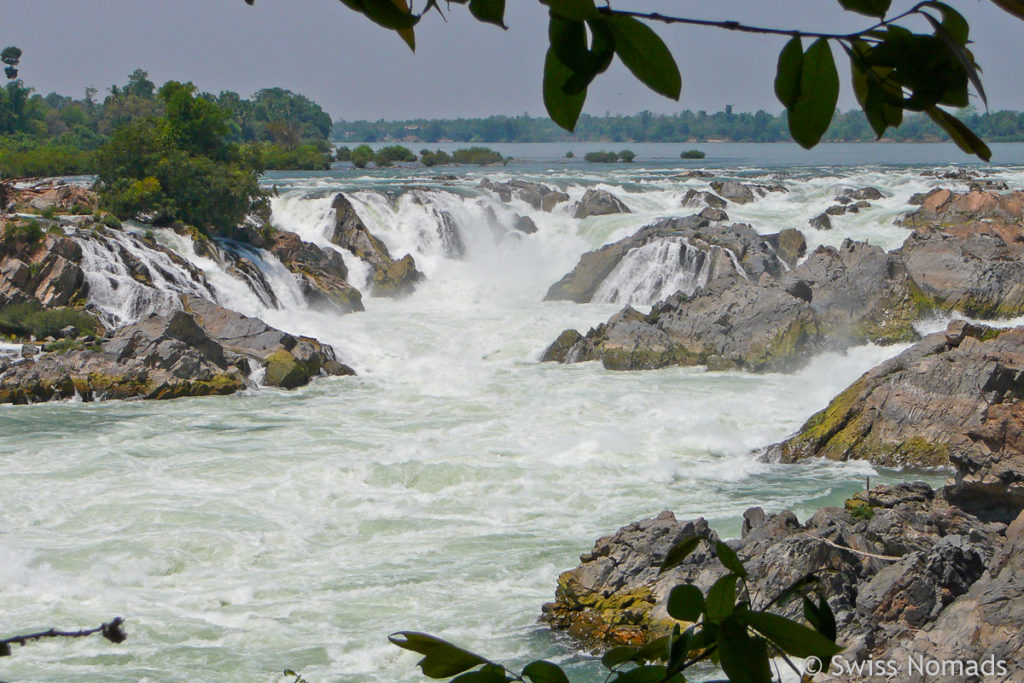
4, 143, 1024, 682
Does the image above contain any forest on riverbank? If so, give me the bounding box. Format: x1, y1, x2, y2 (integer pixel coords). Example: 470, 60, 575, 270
333, 107, 1024, 144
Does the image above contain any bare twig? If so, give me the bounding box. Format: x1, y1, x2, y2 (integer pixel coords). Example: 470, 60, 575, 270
801, 533, 901, 562
0, 617, 126, 656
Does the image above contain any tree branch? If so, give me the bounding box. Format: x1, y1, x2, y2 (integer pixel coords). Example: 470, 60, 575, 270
0, 618, 126, 656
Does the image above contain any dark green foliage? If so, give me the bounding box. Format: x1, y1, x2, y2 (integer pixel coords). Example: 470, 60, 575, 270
392, 534, 841, 682
584, 149, 634, 162
583, 150, 618, 163
680, 149, 705, 159
95, 84, 265, 236
450, 147, 505, 165
335, 146, 352, 162
248, 141, 331, 170
350, 144, 373, 169
0, 302, 99, 340
373, 145, 416, 166
419, 149, 452, 166
0, 219, 43, 255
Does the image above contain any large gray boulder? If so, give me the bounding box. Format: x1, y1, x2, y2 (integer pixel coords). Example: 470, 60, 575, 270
0, 310, 246, 403
329, 193, 423, 297
269, 230, 363, 313
765, 321, 1024, 523
573, 189, 631, 218
544, 216, 786, 304
544, 239, 927, 372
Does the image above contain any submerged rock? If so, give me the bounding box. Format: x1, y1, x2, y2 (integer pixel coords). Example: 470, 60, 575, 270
329, 193, 423, 297
680, 189, 726, 210
709, 180, 787, 205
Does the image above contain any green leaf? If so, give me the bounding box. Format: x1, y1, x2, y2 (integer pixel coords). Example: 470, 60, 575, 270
388, 632, 490, 678
718, 617, 772, 683
543, 48, 587, 130
540, 0, 598, 21
666, 625, 694, 675
921, 13, 985, 107
612, 665, 670, 682
774, 36, 803, 109
468, 0, 506, 28
605, 15, 681, 100
0, 643, 10, 657
601, 646, 638, 669
452, 664, 509, 682
803, 595, 838, 642
838, 0, 891, 18
923, 1, 969, 44
359, 0, 419, 29
660, 535, 703, 574
667, 584, 705, 622
705, 574, 738, 621
635, 635, 671, 663
926, 106, 992, 161
989, 0, 1024, 21
742, 611, 842, 660
714, 541, 746, 578
787, 38, 839, 149
523, 660, 570, 683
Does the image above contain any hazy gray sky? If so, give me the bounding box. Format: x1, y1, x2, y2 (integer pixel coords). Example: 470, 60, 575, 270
6, 1, 1024, 120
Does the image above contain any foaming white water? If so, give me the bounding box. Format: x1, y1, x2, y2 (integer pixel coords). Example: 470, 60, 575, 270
5, 160, 1018, 682
77, 230, 215, 327
593, 237, 734, 306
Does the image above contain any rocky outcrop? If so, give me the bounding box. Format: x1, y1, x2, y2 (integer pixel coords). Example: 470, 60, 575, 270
542, 482, 1015, 674
0, 311, 245, 403
764, 228, 806, 268
899, 189, 1024, 231
680, 189, 726, 210
7, 181, 97, 214
480, 179, 567, 213
1, 227, 88, 308
329, 193, 423, 297
767, 321, 1024, 523
268, 231, 363, 313
809, 212, 832, 231
544, 216, 786, 304
181, 295, 353, 387
895, 190, 1024, 317
573, 189, 631, 219
709, 180, 787, 205
545, 239, 927, 372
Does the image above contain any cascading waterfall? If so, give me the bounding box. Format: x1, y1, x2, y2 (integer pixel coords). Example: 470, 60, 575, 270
77, 230, 216, 328
592, 237, 742, 306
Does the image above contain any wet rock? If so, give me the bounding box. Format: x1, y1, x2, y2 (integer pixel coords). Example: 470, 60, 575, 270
542, 483, 1004, 655
548, 239, 926, 372
573, 189, 631, 219
329, 193, 423, 297
680, 189, 726, 210
698, 207, 729, 222
899, 189, 1024, 231
545, 216, 785, 304
182, 295, 354, 388
541, 190, 570, 212
768, 321, 1024, 522
0, 228, 88, 308
838, 186, 884, 202
269, 231, 363, 313
809, 212, 833, 231
0, 310, 246, 403
764, 228, 807, 268
480, 179, 555, 210
710, 180, 755, 204
513, 214, 538, 234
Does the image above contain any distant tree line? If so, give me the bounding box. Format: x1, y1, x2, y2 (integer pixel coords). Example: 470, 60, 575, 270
0, 50, 334, 177
332, 108, 1024, 144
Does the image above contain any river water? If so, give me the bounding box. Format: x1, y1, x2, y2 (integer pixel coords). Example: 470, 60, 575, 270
3, 143, 1023, 682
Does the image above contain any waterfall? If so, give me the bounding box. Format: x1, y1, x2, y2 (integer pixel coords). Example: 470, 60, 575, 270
592, 237, 747, 306
77, 230, 216, 328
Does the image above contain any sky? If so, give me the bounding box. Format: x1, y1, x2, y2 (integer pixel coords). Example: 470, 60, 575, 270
5, 1, 1024, 121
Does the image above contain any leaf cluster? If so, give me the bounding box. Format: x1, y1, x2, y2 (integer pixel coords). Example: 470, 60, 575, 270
391, 534, 841, 682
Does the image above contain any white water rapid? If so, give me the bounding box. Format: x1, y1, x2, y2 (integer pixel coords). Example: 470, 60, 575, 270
5, 153, 1022, 682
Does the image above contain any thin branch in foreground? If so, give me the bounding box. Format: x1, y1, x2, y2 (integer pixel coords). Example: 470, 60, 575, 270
0, 617, 126, 656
